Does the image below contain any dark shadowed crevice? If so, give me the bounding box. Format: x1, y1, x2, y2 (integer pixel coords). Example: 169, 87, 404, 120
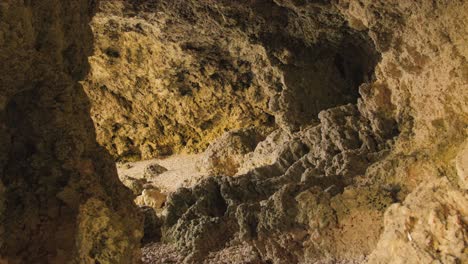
0, 1, 143, 263
262, 30, 381, 130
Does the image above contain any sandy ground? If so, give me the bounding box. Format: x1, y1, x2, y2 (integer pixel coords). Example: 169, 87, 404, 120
141, 242, 266, 264
118, 154, 266, 263
116, 154, 209, 193
141, 242, 185, 264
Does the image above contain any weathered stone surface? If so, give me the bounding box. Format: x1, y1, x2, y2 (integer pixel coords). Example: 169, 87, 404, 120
1, 0, 467, 263
0, 1, 142, 263
337, 1, 468, 262
76, 198, 141, 264
84, 0, 379, 161
197, 127, 264, 176
237, 129, 293, 175
144, 1, 467, 263
455, 140, 468, 190
119, 174, 148, 195
367, 178, 468, 264
161, 102, 395, 263
135, 188, 167, 210
143, 163, 168, 180
84, 0, 274, 161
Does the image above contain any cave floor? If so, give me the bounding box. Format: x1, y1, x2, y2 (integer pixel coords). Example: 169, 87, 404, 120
118, 154, 266, 263
117, 154, 209, 193
141, 241, 266, 264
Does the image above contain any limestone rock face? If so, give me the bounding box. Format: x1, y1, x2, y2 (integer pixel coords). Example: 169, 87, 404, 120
135, 1, 467, 263
237, 129, 293, 175
0, 1, 142, 263
367, 178, 468, 264
337, 1, 468, 262
85, 0, 379, 161
135, 188, 167, 210
161, 103, 395, 263
1, 0, 466, 263
84, 0, 273, 161
197, 127, 264, 176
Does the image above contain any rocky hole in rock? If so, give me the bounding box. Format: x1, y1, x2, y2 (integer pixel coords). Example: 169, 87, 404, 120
83, 0, 381, 162
265, 29, 380, 130
98, 0, 386, 262
1, 1, 467, 264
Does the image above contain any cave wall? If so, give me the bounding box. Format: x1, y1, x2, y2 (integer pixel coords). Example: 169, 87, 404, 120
0, 1, 142, 263
337, 0, 468, 262
0, 0, 466, 263
84, 0, 276, 161
84, 0, 380, 161
137, 0, 466, 263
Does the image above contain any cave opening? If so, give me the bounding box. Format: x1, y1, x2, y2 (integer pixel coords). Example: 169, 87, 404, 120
1, 0, 385, 263
84, 0, 382, 164
265, 32, 381, 130
83, 2, 384, 261
2, 0, 466, 263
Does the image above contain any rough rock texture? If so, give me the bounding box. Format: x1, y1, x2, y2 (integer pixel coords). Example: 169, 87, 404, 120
120, 174, 148, 195
1, 0, 467, 263
135, 188, 167, 210
367, 177, 467, 264
197, 127, 264, 176
237, 129, 293, 176
122, 0, 467, 263
84, 0, 379, 161
161, 103, 396, 263
0, 1, 142, 263
337, 1, 468, 262
456, 141, 468, 190
143, 163, 168, 180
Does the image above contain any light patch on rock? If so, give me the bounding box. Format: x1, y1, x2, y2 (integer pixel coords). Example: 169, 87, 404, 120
197, 127, 264, 176
135, 189, 167, 210
367, 178, 468, 264
117, 154, 209, 193
455, 140, 468, 190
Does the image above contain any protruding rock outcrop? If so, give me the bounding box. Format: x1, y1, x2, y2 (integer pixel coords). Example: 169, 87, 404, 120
160, 103, 396, 263
139, 0, 467, 263
367, 177, 467, 264
197, 127, 264, 176
84, 0, 380, 161
1, 0, 466, 263
0, 1, 142, 263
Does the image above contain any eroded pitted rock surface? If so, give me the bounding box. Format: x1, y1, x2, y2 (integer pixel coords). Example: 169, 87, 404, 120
197, 127, 264, 176
160, 103, 397, 263
85, 0, 379, 161
1, 0, 466, 263
139, 0, 467, 264
367, 177, 468, 263
0, 1, 142, 263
